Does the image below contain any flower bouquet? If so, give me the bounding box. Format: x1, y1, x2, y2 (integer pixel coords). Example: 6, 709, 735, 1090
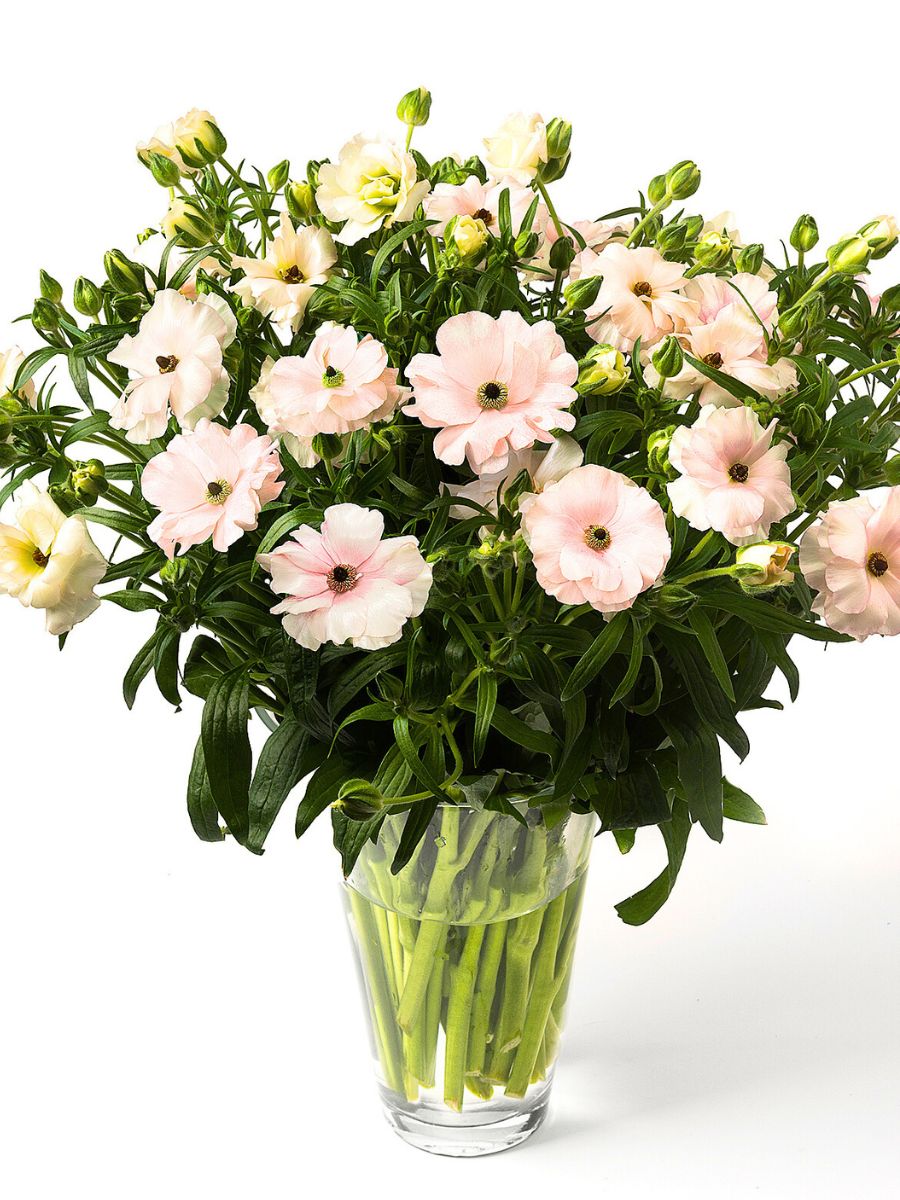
2, 90, 900, 1157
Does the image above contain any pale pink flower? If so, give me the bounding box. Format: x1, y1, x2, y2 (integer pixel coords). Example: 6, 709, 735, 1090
667, 405, 795, 545
232, 212, 337, 331
250, 357, 319, 470
141, 419, 283, 558
800, 490, 900, 640
259, 503, 432, 651
252, 324, 406, 442
424, 175, 539, 239
520, 465, 670, 613
541, 218, 632, 279
446, 433, 583, 519
405, 310, 578, 474
108, 289, 233, 444
685, 272, 779, 331
582, 244, 699, 351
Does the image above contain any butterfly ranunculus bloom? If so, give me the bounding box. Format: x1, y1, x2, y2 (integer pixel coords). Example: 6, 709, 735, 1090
0, 483, 107, 635
667, 405, 795, 545
800, 489, 900, 640
446, 433, 583, 519
141, 419, 284, 558
406, 310, 579, 474
252, 324, 406, 445
582, 243, 699, 351
232, 212, 337, 331
520, 464, 671, 613
108, 289, 235, 444
483, 113, 548, 185
316, 135, 430, 246
424, 175, 539, 240
259, 503, 432, 651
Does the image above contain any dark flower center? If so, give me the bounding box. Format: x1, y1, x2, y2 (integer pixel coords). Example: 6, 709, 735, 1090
205, 479, 233, 506
472, 208, 493, 224
32, 548, 50, 568
157, 354, 179, 374
728, 462, 750, 483
703, 351, 724, 368
583, 524, 612, 551
867, 551, 889, 578
328, 563, 360, 593
477, 380, 509, 410
632, 280, 653, 297
279, 264, 304, 284
322, 364, 345, 389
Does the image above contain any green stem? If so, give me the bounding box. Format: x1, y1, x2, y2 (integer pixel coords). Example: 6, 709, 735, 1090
505, 892, 567, 1098
348, 889, 405, 1096
443, 924, 485, 1111
465, 920, 506, 1091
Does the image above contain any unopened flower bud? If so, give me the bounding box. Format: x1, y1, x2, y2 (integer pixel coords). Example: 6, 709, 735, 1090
665, 160, 701, 201
682, 215, 704, 241
70, 459, 108, 504
654, 583, 697, 618
173, 111, 226, 168
651, 335, 684, 380
160, 556, 193, 586
73, 276, 104, 318
790, 213, 819, 253
791, 402, 822, 443
859, 214, 899, 259
695, 230, 733, 269
538, 117, 572, 183
267, 159, 290, 191
32, 298, 59, 333
777, 304, 807, 341
647, 174, 668, 206
827, 235, 871, 275
734, 542, 795, 591
548, 234, 576, 272
879, 284, 900, 312
0, 442, 17, 467
513, 229, 540, 259
285, 180, 317, 224
577, 344, 630, 395
39, 269, 63, 304
647, 426, 676, 477
655, 220, 687, 255
113, 294, 145, 322
162, 198, 214, 247
396, 86, 432, 128
104, 249, 146, 295
451, 215, 489, 260
735, 243, 765, 274
145, 149, 182, 188
563, 273, 602, 311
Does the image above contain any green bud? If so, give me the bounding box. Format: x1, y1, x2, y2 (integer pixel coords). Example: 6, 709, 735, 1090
266, 159, 290, 191
563, 273, 602, 311
311, 432, 344, 461
39, 269, 63, 304
431, 155, 470, 186
647, 174, 668, 206
735, 243, 765, 274
538, 117, 572, 183
647, 426, 677, 477
665, 159, 701, 201
223, 223, 249, 256
113, 294, 145, 322
577, 343, 630, 396
104, 249, 146, 295
32, 297, 59, 333
396, 86, 432, 128
827, 235, 871, 275
0, 442, 17, 468
790, 214, 819, 253
655, 220, 687, 255
777, 305, 806, 340
694, 230, 733, 269
160, 556, 193, 586
879, 284, 900, 312
174, 116, 227, 168
161, 198, 214, 247
548, 235, 576, 272
651, 335, 684, 380
858, 215, 899, 260
654, 583, 697, 618
73, 276, 103, 317
0, 394, 22, 418
285, 180, 316, 224
48, 483, 79, 513
791, 402, 822, 444
513, 230, 540, 260
144, 150, 182, 188
682, 215, 704, 241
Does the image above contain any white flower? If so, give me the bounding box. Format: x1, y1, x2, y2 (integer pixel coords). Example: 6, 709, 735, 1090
483, 113, 548, 185
137, 109, 222, 176
232, 212, 337, 331
0, 484, 107, 635
1, 346, 37, 412
735, 541, 796, 589
316, 135, 430, 246
108, 289, 234, 444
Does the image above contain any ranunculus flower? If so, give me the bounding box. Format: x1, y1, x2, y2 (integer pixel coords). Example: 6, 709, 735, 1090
447, 433, 583, 519
483, 113, 548, 185
539, 217, 632, 279
667, 405, 795, 545
800, 489, 900, 640
316, 136, 430, 246
686, 271, 779, 331
735, 541, 796, 589
520, 464, 671, 613
1, 346, 37, 410
582, 243, 699, 351
0, 483, 107, 635
232, 212, 337, 331
108, 289, 235, 444
259, 503, 432, 651
424, 175, 539, 240
405, 310, 578, 474
141, 419, 284, 558
252, 324, 406, 442
250, 357, 319, 470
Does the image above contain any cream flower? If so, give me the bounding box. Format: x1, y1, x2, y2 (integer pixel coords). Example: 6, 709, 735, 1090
582, 244, 699, 351
1, 346, 37, 410
316, 136, 430, 246
0, 484, 107, 635
232, 213, 337, 331
483, 113, 548, 185
250, 357, 319, 469
108, 289, 234, 444
137, 109, 223, 175
424, 175, 540, 240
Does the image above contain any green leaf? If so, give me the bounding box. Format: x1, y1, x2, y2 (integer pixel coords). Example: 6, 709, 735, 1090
391, 799, 439, 874
328, 645, 407, 715
455, 696, 558, 758
660, 627, 749, 761
552, 727, 592, 801
687, 607, 735, 701
369, 218, 433, 291
187, 736, 224, 842
659, 711, 724, 842
392, 714, 447, 802
104, 589, 163, 613
699, 588, 850, 643
610, 619, 645, 706
153, 625, 182, 708
183, 635, 231, 700
473, 671, 497, 765
201, 669, 252, 846
296, 753, 350, 838
248, 719, 327, 852
615, 799, 692, 925
723, 779, 767, 825
123, 629, 160, 710
587, 756, 671, 830
60, 412, 110, 450
331, 808, 386, 876
560, 611, 629, 700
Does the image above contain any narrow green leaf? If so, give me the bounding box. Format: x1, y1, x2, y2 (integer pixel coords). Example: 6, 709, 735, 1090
201, 669, 252, 846
248, 719, 327, 851
688, 607, 735, 701
723, 779, 767, 825
560, 611, 629, 700
660, 712, 724, 842
473, 671, 497, 765
296, 753, 350, 838
123, 629, 160, 710
391, 800, 439, 874
615, 799, 692, 925
187, 735, 224, 842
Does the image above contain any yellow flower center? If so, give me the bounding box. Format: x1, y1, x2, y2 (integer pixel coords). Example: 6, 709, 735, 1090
477, 380, 509, 410
205, 479, 233, 506
322, 365, 345, 389
867, 551, 889, 578
327, 563, 359, 593
728, 462, 750, 484
583, 524, 612, 552
157, 354, 179, 374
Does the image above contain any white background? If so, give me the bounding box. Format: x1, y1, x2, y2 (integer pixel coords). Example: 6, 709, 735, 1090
1, 3, 899, 1196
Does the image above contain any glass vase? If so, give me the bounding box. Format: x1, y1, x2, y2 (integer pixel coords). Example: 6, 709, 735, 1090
343, 803, 595, 1157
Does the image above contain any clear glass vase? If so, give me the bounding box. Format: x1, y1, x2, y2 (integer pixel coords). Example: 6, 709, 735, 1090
344, 803, 595, 1157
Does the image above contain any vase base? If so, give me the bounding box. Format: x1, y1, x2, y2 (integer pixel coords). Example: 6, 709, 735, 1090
382, 1088, 550, 1157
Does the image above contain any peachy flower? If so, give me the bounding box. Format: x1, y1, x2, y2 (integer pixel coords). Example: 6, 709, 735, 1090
582, 243, 698, 351
232, 212, 337, 331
